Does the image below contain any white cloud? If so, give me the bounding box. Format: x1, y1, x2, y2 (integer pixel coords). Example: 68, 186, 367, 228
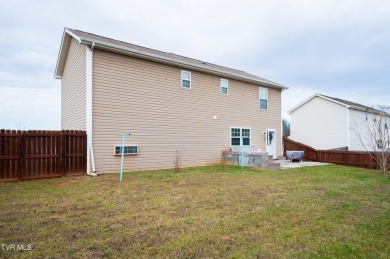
0, 0, 389, 129
0, 86, 60, 130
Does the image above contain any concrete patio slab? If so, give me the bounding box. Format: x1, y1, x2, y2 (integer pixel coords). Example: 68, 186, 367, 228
277, 160, 329, 169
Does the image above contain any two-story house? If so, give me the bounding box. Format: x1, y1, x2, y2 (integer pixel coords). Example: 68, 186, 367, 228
289, 93, 389, 151
55, 28, 287, 174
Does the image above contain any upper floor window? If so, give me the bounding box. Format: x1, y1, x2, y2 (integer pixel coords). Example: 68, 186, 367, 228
220, 79, 228, 95
259, 88, 268, 110
181, 70, 191, 89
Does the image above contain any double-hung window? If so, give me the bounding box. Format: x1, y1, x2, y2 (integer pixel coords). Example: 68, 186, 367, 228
231, 128, 251, 146
259, 88, 268, 110
181, 70, 191, 89
220, 79, 228, 95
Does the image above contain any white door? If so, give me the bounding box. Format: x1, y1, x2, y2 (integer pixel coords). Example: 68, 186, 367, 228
266, 129, 276, 159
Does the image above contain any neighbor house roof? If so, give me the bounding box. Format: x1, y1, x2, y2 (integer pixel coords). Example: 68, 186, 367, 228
288, 93, 388, 116
55, 28, 287, 90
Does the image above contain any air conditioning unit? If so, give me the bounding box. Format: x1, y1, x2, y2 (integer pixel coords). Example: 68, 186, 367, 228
114, 145, 138, 155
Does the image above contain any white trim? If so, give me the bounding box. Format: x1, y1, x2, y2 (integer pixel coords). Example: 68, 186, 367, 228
55, 29, 83, 78
220, 78, 228, 95
230, 127, 251, 146
65, 28, 82, 43
181, 70, 191, 89
86, 46, 94, 175
266, 129, 277, 159
259, 87, 268, 110
288, 93, 350, 114
54, 30, 67, 79
280, 90, 284, 156
347, 108, 351, 149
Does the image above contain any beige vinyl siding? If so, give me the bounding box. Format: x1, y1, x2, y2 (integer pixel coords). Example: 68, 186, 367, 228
92, 49, 282, 173
290, 97, 348, 149
61, 38, 86, 130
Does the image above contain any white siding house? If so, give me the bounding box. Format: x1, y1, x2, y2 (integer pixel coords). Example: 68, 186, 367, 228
288, 94, 389, 151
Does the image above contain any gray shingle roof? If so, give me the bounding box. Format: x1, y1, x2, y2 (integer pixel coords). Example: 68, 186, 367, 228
318, 94, 386, 115
288, 93, 389, 116
62, 28, 286, 89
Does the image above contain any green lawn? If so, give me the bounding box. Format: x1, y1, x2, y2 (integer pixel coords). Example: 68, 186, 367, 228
0, 165, 389, 258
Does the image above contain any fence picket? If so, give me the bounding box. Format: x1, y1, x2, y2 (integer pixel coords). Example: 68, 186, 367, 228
0, 129, 87, 182
283, 137, 388, 170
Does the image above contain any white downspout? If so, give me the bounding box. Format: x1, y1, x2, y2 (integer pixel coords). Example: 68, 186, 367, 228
280, 88, 286, 158
347, 107, 351, 150
87, 42, 97, 176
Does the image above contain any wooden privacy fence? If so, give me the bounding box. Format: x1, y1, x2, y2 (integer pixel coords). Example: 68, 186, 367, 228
283, 137, 378, 169
0, 130, 87, 182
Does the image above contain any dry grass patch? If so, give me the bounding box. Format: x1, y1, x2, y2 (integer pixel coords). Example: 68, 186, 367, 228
0, 165, 389, 258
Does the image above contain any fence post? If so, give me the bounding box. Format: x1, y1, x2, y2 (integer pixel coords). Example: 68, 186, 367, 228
61, 131, 65, 177
17, 131, 23, 181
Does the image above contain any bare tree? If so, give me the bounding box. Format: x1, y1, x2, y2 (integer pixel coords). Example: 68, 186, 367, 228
351, 105, 390, 175
282, 118, 290, 138
174, 149, 183, 173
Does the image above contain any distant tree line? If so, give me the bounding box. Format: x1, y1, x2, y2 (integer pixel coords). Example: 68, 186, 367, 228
282, 118, 290, 138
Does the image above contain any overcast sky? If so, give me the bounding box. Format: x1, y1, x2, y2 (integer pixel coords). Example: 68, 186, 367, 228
1, 0, 389, 130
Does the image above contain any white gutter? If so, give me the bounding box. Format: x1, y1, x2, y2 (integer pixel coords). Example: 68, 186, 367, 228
79, 39, 287, 90
86, 43, 97, 176
349, 105, 390, 117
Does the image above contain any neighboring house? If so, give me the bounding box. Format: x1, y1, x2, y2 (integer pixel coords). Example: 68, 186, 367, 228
55, 28, 287, 174
288, 93, 389, 151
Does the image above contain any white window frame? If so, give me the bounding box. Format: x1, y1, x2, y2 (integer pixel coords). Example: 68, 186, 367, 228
259, 88, 268, 110
114, 145, 138, 155
181, 70, 191, 89
220, 78, 228, 95
230, 127, 251, 146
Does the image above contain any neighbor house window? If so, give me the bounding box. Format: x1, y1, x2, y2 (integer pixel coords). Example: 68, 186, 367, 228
231, 128, 251, 146
181, 70, 191, 89
259, 88, 268, 110
220, 79, 228, 95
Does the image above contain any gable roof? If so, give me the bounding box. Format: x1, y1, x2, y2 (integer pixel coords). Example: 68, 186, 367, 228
288, 93, 387, 115
55, 28, 287, 90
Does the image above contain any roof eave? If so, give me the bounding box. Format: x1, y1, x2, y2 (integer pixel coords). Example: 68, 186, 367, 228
349, 106, 390, 117
54, 28, 82, 79
78, 38, 287, 90
288, 93, 350, 114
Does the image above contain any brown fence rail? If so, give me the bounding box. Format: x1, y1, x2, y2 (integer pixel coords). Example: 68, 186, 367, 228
283, 137, 380, 169
0, 130, 87, 182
